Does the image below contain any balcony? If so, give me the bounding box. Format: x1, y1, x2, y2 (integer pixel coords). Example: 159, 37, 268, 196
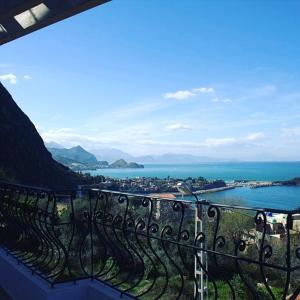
0, 0, 111, 45
0, 181, 300, 299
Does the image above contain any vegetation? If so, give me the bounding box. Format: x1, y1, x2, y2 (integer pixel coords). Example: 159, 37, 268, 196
0, 168, 15, 182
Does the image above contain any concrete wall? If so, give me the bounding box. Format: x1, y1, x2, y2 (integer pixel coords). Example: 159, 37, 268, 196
0, 248, 133, 300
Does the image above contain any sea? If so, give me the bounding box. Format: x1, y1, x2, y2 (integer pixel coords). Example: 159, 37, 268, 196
86, 162, 300, 210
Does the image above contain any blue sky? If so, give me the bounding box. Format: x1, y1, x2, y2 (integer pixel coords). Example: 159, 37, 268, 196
1, 0, 300, 160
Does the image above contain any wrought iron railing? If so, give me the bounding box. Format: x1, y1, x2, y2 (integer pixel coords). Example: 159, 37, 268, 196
0, 181, 300, 299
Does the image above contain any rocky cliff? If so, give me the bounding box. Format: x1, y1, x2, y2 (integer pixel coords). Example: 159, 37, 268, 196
0, 82, 81, 189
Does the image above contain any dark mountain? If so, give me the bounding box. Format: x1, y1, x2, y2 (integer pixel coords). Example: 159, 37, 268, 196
0, 82, 82, 189
47, 146, 109, 171
48, 145, 98, 165
110, 159, 144, 169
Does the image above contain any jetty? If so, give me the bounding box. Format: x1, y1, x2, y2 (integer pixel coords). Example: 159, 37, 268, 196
194, 185, 235, 194
248, 181, 274, 189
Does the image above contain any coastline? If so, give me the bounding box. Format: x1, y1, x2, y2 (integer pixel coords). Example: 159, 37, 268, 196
80, 165, 300, 209
81, 162, 300, 209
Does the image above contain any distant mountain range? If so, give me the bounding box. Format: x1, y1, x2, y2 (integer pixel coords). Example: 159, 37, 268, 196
45, 141, 232, 165
49, 145, 98, 165
46, 144, 144, 171
91, 147, 135, 163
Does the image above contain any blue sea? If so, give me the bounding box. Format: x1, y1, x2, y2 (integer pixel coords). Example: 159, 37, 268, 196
87, 162, 300, 181
183, 186, 300, 211
86, 162, 300, 210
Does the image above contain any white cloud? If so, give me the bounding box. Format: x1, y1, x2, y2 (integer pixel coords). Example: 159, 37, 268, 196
40, 127, 104, 147
45, 128, 74, 135
164, 90, 195, 100
0, 73, 17, 84
163, 86, 214, 100
192, 87, 214, 93
245, 132, 265, 141
165, 123, 192, 131
39, 125, 270, 158
23, 75, 31, 80
281, 127, 300, 137
204, 137, 237, 147
203, 132, 266, 147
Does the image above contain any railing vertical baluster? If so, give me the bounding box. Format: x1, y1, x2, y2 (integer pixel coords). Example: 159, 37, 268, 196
89, 190, 94, 280
283, 213, 292, 300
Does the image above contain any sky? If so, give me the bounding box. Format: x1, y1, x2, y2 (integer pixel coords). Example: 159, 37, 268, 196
1, 0, 300, 161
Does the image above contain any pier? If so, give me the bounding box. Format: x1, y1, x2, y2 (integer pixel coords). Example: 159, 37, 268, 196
194, 185, 236, 194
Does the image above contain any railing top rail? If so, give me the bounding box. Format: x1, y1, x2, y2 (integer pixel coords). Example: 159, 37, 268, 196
0, 180, 52, 192
0, 180, 75, 196
195, 200, 300, 215
92, 188, 194, 204
97, 189, 300, 214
